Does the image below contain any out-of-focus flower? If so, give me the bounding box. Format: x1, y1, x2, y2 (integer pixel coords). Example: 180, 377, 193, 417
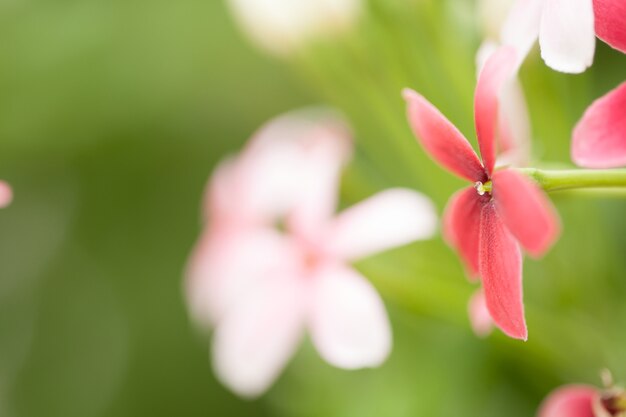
404, 47, 560, 340
501, 0, 626, 73
186, 109, 351, 326
0, 181, 13, 208
538, 383, 626, 417
226, 0, 362, 56
478, 0, 517, 40
572, 82, 626, 168
467, 289, 493, 337
187, 109, 438, 397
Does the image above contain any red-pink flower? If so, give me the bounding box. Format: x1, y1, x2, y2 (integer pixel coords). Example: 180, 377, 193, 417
502, 0, 626, 73
538, 384, 626, 417
187, 109, 438, 397
572, 82, 626, 169
404, 47, 560, 340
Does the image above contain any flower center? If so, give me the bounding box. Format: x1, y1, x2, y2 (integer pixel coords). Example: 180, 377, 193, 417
600, 390, 626, 416
474, 180, 493, 196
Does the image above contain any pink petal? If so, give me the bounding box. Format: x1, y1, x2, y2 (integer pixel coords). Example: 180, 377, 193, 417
403, 89, 487, 182
572, 82, 626, 168
539, 0, 596, 73
468, 289, 494, 337
0, 181, 13, 208
326, 188, 437, 261
185, 229, 300, 326
287, 121, 352, 240
538, 385, 598, 417
479, 203, 527, 340
308, 264, 391, 369
475, 46, 518, 175
501, 0, 544, 67
211, 109, 351, 230
212, 273, 305, 398
492, 169, 560, 257
593, 0, 626, 54
443, 187, 488, 279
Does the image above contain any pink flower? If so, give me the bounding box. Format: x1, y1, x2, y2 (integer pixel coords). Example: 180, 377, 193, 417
502, 0, 626, 73
404, 47, 560, 340
572, 82, 626, 168
187, 110, 438, 397
0, 181, 13, 208
538, 384, 626, 417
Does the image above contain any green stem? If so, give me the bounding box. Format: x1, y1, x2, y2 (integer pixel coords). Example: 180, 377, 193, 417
516, 168, 626, 192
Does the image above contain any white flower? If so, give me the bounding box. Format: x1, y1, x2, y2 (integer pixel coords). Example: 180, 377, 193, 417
227, 0, 362, 55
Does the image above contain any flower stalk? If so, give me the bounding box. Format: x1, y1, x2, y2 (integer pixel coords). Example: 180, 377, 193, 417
516, 168, 626, 192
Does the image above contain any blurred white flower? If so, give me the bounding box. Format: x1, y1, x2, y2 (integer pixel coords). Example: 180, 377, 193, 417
478, 0, 517, 40
186, 109, 438, 397
226, 0, 362, 55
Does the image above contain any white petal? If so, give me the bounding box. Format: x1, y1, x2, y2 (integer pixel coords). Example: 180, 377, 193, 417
212, 273, 305, 398
286, 118, 352, 240
539, 0, 596, 73
308, 264, 391, 369
185, 229, 299, 326
325, 188, 437, 260
501, 0, 545, 67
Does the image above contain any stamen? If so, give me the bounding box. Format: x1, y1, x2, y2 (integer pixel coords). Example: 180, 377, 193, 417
474, 181, 492, 196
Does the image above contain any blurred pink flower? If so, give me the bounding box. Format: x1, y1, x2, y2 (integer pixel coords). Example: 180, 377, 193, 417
404, 47, 560, 340
187, 109, 438, 397
538, 384, 626, 417
0, 181, 13, 208
572, 82, 626, 168
501, 0, 626, 73
467, 289, 494, 337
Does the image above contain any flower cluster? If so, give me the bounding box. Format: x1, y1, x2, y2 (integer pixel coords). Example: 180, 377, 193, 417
187, 0, 626, 410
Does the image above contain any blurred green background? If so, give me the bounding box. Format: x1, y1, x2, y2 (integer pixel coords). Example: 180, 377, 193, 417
0, 0, 625, 416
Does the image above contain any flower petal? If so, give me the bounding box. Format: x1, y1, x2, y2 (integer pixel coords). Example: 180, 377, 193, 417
308, 264, 391, 369
538, 385, 598, 417
501, 0, 544, 66
0, 180, 13, 208
493, 169, 560, 257
476, 44, 532, 168
443, 187, 488, 279
475, 46, 518, 175
185, 229, 300, 326
326, 188, 437, 260
286, 118, 352, 240
403, 88, 487, 182
572, 82, 626, 168
238, 109, 350, 228
539, 0, 596, 73
479, 203, 527, 340
593, 0, 626, 54
468, 289, 494, 337
212, 272, 305, 398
